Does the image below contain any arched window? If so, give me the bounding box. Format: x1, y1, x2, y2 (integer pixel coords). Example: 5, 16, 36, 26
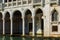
52, 10, 58, 21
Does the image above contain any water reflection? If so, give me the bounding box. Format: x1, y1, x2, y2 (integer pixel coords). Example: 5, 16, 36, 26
2, 36, 5, 40
22, 37, 25, 40
2, 36, 60, 40
32, 38, 34, 40
10, 37, 13, 40
2, 37, 44, 40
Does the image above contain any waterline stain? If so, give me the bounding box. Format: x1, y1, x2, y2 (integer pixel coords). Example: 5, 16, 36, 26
1, 36, 60, 40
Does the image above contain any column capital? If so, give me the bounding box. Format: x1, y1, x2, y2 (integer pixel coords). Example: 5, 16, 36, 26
42, 16, 46, 19
32, 15, 35, 18
22, 16, 25, 19
10, 15, 13, 19
2, 17, 5, 20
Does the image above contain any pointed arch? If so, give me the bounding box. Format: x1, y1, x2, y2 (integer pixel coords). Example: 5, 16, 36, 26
35, 8, 44, 36
25, 9, 32, 35
13, 10, 22, 35
51, 9, 58, 21
5, 12, 11, 34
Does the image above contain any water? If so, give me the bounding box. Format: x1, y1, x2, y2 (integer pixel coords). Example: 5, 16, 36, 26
1, 36, 60, 40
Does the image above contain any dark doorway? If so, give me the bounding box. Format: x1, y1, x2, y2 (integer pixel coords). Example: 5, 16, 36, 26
0, 13, 3, 35
41, 19, 44, 31
29, 23, 32, 32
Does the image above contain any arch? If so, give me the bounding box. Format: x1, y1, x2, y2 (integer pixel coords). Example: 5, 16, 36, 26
5, 12, 11, 34
35, 8, 43, 14
25, 9, 32, 35
13, 10, 22, 16
35, 8, 43, 36
5, 12, 10, 18
0, 12, 3, 34
51, 9, 58, 21
24, 9, 32, 15
13, 10, 22, 35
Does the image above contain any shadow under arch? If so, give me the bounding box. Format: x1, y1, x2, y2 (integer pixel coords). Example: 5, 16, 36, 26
0, 12, 3, 35
13, 10, 22, 35
5, 12, 11, 35
35, 8, 44, 36
25, 9, 32, 35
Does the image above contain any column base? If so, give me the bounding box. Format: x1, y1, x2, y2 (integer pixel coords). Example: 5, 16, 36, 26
32, 35, 35, 37
3, 34, 5, 36
10, 34, 12, 36
22, 34, 25, 37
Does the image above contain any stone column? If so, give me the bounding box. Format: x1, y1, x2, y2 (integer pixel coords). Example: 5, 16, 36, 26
7, 0, 9, 7
16, 0, 18, 6
27, 0, 28, 4
32, 16, 35, 36
3, 0, 5, 3
57, 0, 59, 5
3, 16, 5, 35
12, 0, 13, 6
22, 16, 25, 36
43, 3, 50, 37
10, 17, 13, 35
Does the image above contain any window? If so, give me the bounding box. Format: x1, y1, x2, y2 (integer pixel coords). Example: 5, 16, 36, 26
23, 1, 27, 4
5, 0, 7, 2
0, 0, 2, 3
52, 26, 58, 32
59, 0, 60, 5
52, 10, 58, 21
33, 0, 41, 3
28, 0, 31, 4
13, 0, 16, 1
9, 0, 12, 2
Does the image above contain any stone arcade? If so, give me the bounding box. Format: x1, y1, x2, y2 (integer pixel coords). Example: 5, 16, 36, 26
0, 0, 60, 37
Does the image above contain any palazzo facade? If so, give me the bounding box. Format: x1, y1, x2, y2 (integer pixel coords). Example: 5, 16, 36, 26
0, 0, 60, 37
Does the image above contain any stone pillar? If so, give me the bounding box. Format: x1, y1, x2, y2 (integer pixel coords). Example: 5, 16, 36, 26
7, 0, 9, 7
16, 0, 18, 6
21, 0, 23, 5
43, 4, 50, 37
22, 16, 25, 36
10, 17, 13, 35
3, 0, 4, 3
3, 16, 5, 35
57, 0, 59, 5
32, 16, 35, 36
27, 0, 28, 4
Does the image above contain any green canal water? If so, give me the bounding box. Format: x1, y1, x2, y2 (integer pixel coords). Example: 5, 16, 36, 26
1, 36, 60, 40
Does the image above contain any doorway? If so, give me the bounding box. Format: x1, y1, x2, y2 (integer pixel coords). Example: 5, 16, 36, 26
29, 23, 32, 32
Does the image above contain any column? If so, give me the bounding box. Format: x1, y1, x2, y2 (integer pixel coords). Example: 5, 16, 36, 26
27, 0, 28, 4
21, 0, 23, 5
7, 0, 9, 7
32, 16, 35, 36
3, 0, 5, 3
22, 17, 25, 36
57, 0, 59, 5
10, 17, 13, 35
16, 0, 18, 6
3, 17, 5, 35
